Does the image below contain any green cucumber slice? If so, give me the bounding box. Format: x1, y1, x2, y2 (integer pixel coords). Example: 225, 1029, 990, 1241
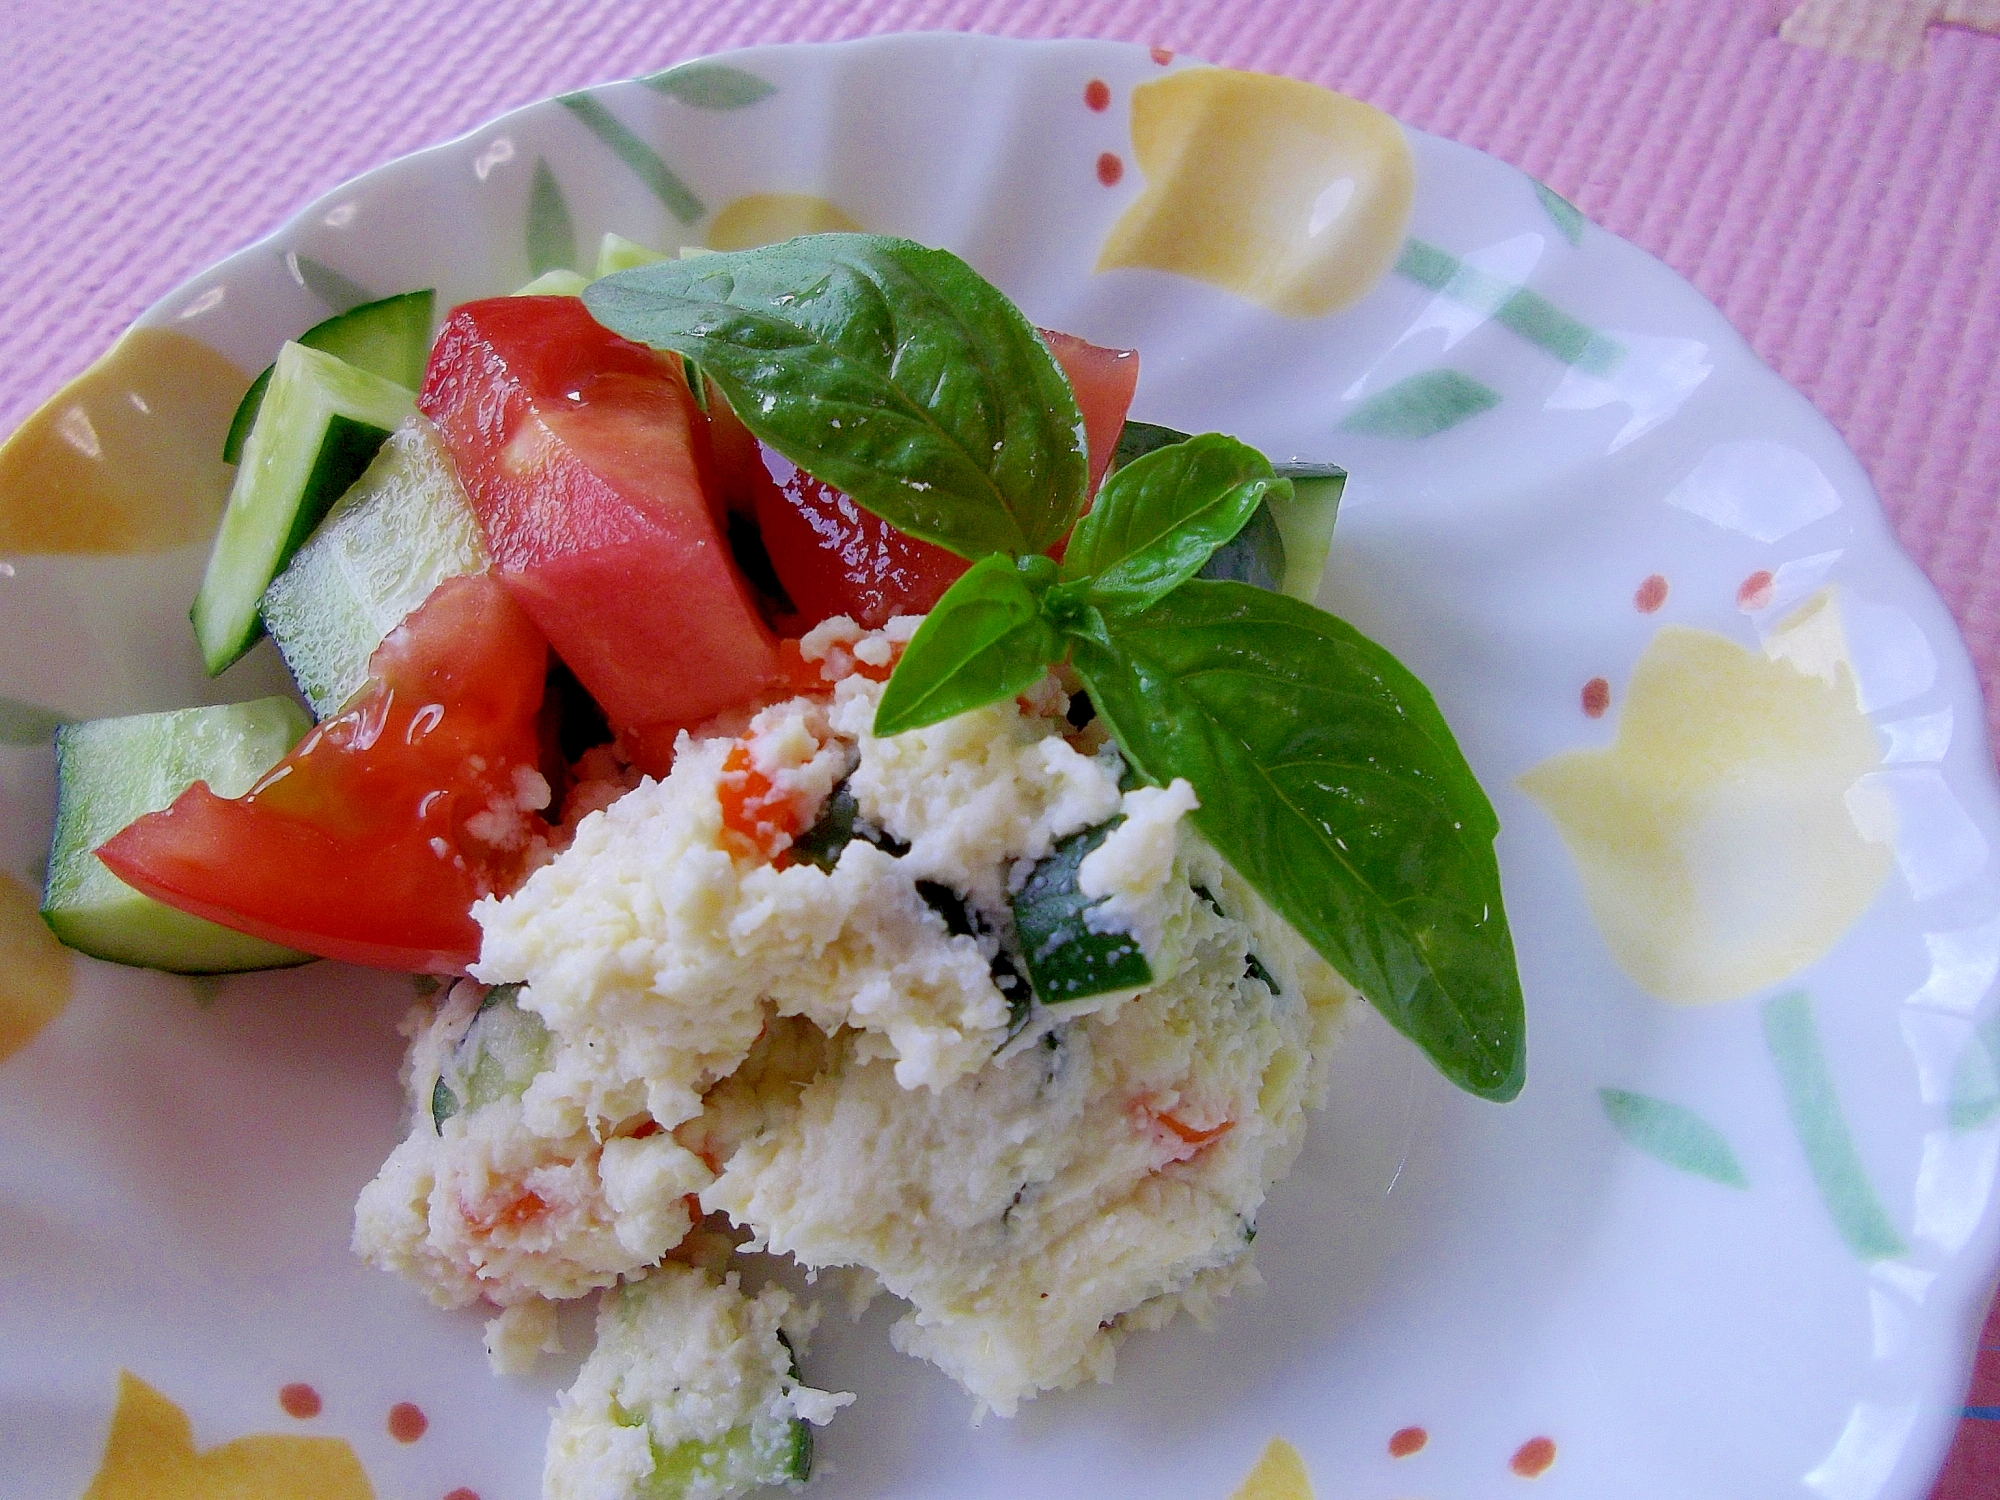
193, 343, 415, 676
1011, 818, 1152, 1006
41, 698, 315, 973
511, 268, 590, 297
642, 1425, 794, 1498
220, 367, 275, 469
258, 416, 488, 717
1270, 467, 1344, 603
595, 232, 668, 278
223, 290, 435, 464
1108, 419, 1189, 468
1197, 495, 1286, 592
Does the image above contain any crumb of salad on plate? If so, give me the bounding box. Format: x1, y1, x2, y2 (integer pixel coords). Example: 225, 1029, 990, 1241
37, 229, 1521, 1499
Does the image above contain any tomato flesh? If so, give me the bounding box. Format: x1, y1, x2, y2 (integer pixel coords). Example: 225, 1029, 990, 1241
751, 451, 969, 630
419, 297, 782, 734
1038, 327, 1140, 500
737, 328, 1140, 630
97, 574, 550, 974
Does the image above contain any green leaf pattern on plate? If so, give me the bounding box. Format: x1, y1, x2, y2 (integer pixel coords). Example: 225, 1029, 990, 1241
644, 62, 777, 109
0, 696, 66, 745
1533, 180, 1587, 246
558, 91, 705, 224
527, 158, 578, 276
1599, 1087, 1748, 1187
1949, 1010, 2000, 1131
1395, 239, 1619, 374
1763, 990, 1906, 1260
1340, 370, 1500, 439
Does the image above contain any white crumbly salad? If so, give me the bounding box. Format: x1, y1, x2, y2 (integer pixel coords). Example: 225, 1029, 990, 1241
354, 613, 1358, 1499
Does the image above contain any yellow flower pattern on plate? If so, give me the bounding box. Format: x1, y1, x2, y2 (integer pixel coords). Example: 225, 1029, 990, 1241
1520, 598, 1892, 1005
708, 193, 863, 251
0, 870, 70, 1063
0, 329, 245, 555
1096, 69, 1414, 318
81, 1372, 373, 1500
1229, 1436, 1315, 1500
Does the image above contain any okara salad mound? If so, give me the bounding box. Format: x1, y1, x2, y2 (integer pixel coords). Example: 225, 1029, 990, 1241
38, 229, 1523, 1499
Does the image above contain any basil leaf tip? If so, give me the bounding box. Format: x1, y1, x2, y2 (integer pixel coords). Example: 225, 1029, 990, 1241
872, 554, 1064, 738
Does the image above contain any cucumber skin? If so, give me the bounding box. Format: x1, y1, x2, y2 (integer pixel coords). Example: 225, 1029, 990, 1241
221, 365, 275, 468
1011, 818, 1153, 1007
41, 699, 316, 974
194, 343, 414, 677
290, 414, 397, 558
1108, 419, 1343, 602
222, 290, 436, 464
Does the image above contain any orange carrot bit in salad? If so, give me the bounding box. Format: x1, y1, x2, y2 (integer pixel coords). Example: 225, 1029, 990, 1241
717, 742, 806, 863
772, 638, 835, 697
468, 1188, 549, 1235
1133, 1100, 1235, 1165
845, 639, 902, 683
793, 631, 904, 686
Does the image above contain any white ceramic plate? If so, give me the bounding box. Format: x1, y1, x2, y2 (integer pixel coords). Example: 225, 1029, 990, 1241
5, 32, 2000, 1500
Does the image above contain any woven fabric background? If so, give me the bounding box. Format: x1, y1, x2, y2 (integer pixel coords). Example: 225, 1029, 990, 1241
3, 0, 1996, 1492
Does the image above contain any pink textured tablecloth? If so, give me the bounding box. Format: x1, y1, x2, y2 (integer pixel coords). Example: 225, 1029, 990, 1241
5, 1, 1997, 1493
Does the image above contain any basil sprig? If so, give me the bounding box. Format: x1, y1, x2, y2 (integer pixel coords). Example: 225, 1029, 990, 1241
583, 235, 1086, 558
1062, 433, 1282, 611
586, 234, 1524, 1103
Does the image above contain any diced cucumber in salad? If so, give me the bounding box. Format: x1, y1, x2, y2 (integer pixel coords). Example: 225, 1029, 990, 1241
429, 982, 552, 1130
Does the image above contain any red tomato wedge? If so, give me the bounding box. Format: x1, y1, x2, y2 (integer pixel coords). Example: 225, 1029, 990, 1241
1038, 327, 1140, 500
418, 297, 783, 734
737, 329, 1139, 630
97, 575, 551, 974
751, 453, 970, 631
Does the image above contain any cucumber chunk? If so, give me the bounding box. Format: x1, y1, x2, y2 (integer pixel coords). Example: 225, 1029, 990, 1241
1270, 468, 1344, 603
1108, 419, 1344, 603
41, 698, 315, 973
193, 342, 415, 676
223, 289, 435, 463
1011, 818, 1153, 1006
258, 416, 488, 716
595, 232, 668, 277
1198, 496, 1286, 592
511, 269, 590, 297
547, 1266, 836, 1500
429, 983, 551, 1131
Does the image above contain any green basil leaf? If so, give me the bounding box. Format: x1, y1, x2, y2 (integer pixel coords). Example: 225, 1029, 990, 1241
1067, 581, 1523, 1101
873, 555, 1063, 737
1011, 819, 1154, 1005
1109, 419, 1347, 485
583, 234, 1087, 558
1061, 434, 1285, 610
